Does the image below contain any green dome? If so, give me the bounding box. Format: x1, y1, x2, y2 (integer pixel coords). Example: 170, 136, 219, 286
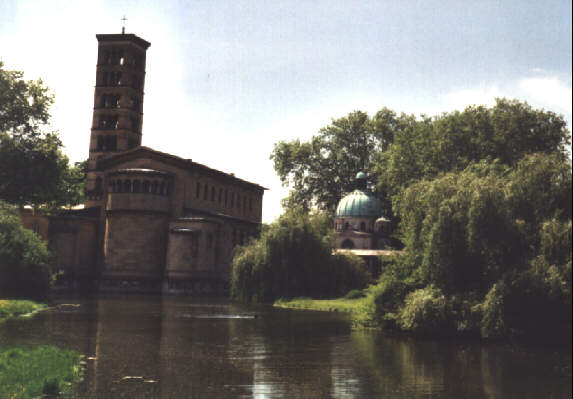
355, 171, 367, 180
335, 190, 384, 218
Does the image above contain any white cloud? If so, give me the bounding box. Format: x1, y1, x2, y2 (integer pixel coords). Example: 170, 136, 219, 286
442, 84, 502, 110
518, 77, 572, 115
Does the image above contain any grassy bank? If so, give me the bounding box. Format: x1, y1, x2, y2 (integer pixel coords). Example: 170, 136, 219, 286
274, 297, 368, 314
0, 299, 46, 321
0, 346, 81, 398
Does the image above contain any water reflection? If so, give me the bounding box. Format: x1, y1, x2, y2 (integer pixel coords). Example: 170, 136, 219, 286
0, 296, 570, 399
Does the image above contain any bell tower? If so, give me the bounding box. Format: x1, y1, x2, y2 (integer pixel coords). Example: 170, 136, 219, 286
85, 32, 151, 206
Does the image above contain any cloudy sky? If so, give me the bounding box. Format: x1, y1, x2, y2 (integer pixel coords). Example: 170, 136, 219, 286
1, 0, 571, 222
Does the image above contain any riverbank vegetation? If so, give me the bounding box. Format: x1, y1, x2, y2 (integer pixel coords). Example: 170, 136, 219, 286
231, 211, 371, 302
0, 299, 46, 321
0, 346, 80, 398
1, 63, 87, 302
0, 201, 53, 299
239, 99, 572, 341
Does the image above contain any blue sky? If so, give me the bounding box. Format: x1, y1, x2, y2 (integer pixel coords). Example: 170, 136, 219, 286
1, 0, 571, 222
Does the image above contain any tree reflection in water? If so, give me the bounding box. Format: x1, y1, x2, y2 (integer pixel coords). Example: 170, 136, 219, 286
0, 296, 570, 399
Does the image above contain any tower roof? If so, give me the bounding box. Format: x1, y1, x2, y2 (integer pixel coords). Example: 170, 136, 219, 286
96, 33, 151, 49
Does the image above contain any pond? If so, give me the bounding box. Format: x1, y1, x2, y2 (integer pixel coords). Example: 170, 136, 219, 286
0, 296, 570, 398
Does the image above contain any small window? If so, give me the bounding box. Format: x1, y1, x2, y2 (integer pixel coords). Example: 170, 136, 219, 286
230, 193, 234, 207
360, 222, 366, 232
142, 180, 150, 193
211, 186, 216, 201
218, 188, 222, 203
204, 184, 208, 200
152, 181, 158, 194
133, 180, 141, 193
196, 182, 201, 198
95, 177, 103, 192
124, 180, 131, 192
97, 136, 104, 151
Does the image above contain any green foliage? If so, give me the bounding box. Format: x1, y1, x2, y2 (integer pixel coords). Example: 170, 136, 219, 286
374, 99, 570, 200
397, 285, 450, 335
0, 346, 80, 399
481, 258, 572, 340
394, 153, 571, 294
231, 211, 370, 302
344, 289, 366, 299
362, 154, 571, 338
0, 201, 52, 299
271, 109, 409, 212
0, 63, 84, 209
0, 299, 45, 320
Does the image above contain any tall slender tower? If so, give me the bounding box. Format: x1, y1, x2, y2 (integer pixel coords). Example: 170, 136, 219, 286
85, 33, 151, 207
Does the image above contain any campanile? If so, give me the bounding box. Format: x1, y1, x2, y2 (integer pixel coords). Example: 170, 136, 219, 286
85, 32, 151, 206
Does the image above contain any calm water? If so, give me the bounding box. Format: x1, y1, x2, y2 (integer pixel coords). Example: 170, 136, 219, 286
0, 296, 570, 399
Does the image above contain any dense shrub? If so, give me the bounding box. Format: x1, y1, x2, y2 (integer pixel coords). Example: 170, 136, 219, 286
231, 211, 370, 302
397, 285, 450, 335
0, 201, 52, 299
481, 257, 572, 340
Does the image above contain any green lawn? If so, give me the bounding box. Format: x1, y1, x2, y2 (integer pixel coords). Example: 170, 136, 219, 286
274, 297, 368, 313
0, 299, 46, 321
0, 346, 81, 399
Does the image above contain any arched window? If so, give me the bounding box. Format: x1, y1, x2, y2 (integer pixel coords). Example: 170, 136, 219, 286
142, 180, 150, 193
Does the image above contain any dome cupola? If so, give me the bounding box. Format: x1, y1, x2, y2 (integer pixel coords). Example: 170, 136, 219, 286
335, 172, 383, 218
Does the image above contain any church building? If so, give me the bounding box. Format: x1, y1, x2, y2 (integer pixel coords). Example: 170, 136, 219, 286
23, 32, 265, 294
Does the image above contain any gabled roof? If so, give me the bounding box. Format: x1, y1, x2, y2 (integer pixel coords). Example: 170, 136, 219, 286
97, 146, 267, 192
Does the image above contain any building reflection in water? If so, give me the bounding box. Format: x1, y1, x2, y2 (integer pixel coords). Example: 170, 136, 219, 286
1, 297, 569, 399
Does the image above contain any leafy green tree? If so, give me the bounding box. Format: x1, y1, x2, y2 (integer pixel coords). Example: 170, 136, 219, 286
271, 109, 413, 212
374, 99, 571, 199
0, 201, 52, 299
0, 62, 84, 209
231, 210, 370, 302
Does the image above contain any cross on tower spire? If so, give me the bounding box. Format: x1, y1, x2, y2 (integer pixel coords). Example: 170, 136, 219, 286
121, 15, 127, 34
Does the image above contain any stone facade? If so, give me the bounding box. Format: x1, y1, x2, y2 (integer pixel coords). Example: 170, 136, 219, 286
31, 32, 265, 294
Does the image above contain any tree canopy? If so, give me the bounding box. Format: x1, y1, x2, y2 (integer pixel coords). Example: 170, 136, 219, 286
0, 62, 84, 209
272, 99, 571, 215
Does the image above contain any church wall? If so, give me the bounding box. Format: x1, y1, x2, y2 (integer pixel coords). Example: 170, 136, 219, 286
103, 212, 168, 279
20, 210, 50, 241
102, 155, 264, 224
48, 218, 98, 276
